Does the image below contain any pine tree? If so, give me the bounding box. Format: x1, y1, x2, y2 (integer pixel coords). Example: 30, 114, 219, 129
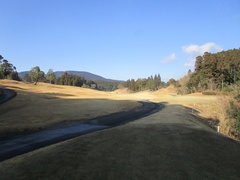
46, 69, 56, 84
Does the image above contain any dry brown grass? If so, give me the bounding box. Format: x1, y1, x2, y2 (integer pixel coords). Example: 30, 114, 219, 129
0, 80, 223, 137
1, 81, 240, 179
1, 102, 240, 179
0, 80, 142, 136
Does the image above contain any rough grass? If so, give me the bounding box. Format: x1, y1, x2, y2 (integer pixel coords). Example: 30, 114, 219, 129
0, 80, 142, 136
1, 81, 240, 179
0, 81, 219, 137
1, 104, 240, 179
216, 95, 240, 140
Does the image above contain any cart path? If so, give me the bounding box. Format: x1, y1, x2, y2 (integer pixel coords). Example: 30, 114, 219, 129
0, 100, 163, 162
0, 88, 16, 105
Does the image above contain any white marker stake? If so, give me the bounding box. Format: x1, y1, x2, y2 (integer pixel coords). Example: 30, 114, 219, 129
217, 126, 220, 133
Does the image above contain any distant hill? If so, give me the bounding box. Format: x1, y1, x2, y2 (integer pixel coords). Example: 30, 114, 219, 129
18, 71, 29, 79
18, 71, 122, 82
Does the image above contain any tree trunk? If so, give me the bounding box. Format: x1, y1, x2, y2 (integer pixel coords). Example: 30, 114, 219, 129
222, 78, 224, 91
234, 66, 236, 83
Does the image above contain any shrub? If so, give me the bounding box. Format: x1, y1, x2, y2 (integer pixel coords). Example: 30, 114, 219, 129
234, 94, 240, 102
226, 101, 240, 138
202, 91, 217, 95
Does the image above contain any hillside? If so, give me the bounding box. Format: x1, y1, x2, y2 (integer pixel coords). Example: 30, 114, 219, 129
0, 80, 220, 138
18, 71, 122, 82
1, 80, 239, 180
0, 80, 140, 136
54, 71, 121, 82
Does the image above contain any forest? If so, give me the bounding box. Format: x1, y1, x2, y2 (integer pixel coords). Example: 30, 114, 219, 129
124, 74, 164, 91
56, 72, 90, 87
172, 48, 240, 139
174, 48, 240, 94
0, 55, 20, 81
55, 73, 120, 91
0, 56, 120, 91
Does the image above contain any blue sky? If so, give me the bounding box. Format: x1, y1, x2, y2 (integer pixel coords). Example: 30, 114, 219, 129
1, 0, 239, 81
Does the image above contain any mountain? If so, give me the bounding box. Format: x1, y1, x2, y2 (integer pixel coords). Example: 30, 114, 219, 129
18, 71, 122, 82
18, 71, 30, 79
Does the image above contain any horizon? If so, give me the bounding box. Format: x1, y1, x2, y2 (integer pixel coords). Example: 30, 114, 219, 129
18, 69, 161, 82
1, 0, 239, 82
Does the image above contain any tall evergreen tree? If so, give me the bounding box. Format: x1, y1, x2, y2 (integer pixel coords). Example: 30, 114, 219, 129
185, 48, 240, 92
56, 73, 87, 87
46, 69, 56, 84
0, 55, 18, 80
124, 74, 163, 92
0, 55, 3, 62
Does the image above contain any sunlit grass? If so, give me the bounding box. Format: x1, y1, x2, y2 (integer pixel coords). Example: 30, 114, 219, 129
0, 80, 142, 136
0, 80, 220, 136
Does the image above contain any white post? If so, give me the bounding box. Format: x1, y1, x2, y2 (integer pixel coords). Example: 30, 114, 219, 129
192, 103, 196, 113
217, 126, 220, 133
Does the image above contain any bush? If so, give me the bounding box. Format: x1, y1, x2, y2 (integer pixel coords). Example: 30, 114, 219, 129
234, 94, 240, 102
82, 84, 90, 88
226, 101, 240, 138
202, 91, 217, 95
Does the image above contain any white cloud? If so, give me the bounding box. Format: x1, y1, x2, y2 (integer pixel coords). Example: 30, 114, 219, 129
182, 42, 223, 67
182, 42, 222, 56
161, 53, 177, 64
184, 62, 195, 67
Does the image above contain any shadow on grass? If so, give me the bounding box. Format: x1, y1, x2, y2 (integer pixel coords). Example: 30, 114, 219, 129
0, 85, 76, 99
41, 93, 75, 98
0, 85, 27, 91
0, 87, 162, 137
0, 97, 162, 161
1, 118, 240, 179
158, 102, 220, 131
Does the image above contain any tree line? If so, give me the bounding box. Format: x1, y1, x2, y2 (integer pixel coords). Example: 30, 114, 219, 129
191, 48, 240, 91
95, 80, 120, 91
169, 48, 240, 140
1, 54, 163, 92
0, 55, 20, 80
22, 67, 120, 91
0, 55, 120, 91
172, 48, 240, 94
55, 72, 98, 88
124, 74, 164, 91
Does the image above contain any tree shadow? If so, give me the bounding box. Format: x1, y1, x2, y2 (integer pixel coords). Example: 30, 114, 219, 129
0, 85, 26, 91
158, 101, 220, 131
0, 85, 75, 99
0, 88, 154, 137
40, 93, 75, 99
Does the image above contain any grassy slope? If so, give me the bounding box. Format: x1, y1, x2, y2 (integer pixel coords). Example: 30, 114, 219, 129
3, 80, 237, 179
0, 80, 218, 136
1, 99, 240, 179
0, 80, 142, 136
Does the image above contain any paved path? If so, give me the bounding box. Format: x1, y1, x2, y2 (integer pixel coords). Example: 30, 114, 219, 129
1, 94, 240, 179
0, 88, 16, 105
0, 100, 163, 161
